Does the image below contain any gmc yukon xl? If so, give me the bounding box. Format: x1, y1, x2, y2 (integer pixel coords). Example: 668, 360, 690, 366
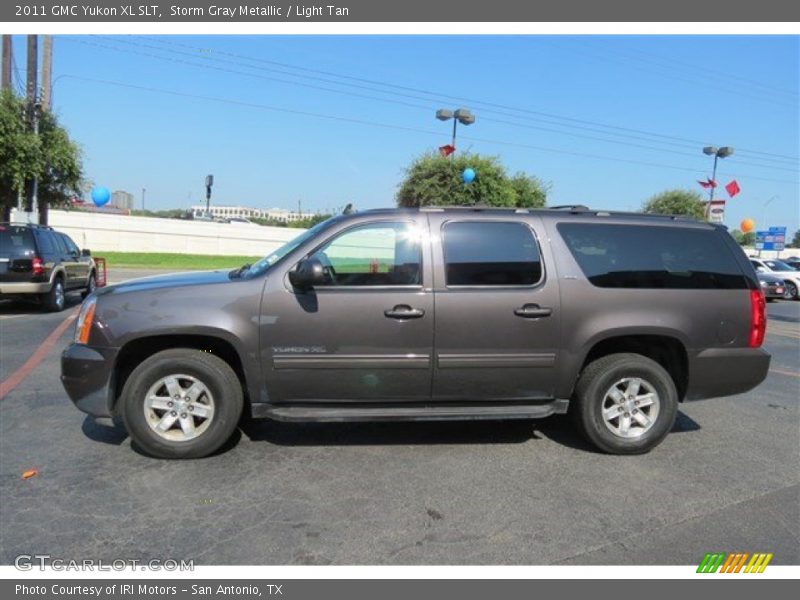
61, 207, 770, 458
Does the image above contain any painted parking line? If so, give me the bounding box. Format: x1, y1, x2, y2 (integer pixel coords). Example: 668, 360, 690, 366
0, 308, 80, 401
769, 367, 800, 378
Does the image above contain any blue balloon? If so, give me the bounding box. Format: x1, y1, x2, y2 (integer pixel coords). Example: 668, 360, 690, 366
91, 186, 110, 207
462, 168, 476, 184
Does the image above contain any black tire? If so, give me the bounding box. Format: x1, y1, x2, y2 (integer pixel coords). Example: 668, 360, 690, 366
783, 281, 798, 301
120, 348, 244, 459
81, 272, 97, 299
40, 276, 65, 312
571, 353, 678, 455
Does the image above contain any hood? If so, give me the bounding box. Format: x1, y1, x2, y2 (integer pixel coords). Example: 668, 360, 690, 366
97, 270, 236, 296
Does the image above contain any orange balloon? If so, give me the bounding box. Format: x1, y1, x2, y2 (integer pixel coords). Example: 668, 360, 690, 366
741, 218, 755, 233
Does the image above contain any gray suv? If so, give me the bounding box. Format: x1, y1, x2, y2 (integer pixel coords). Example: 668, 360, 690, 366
61, 207, 770, 458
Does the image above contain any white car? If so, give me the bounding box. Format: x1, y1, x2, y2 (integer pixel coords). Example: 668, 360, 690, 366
750, 258, 800, 300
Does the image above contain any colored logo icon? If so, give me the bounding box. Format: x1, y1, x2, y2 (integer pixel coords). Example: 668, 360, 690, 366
697, 552, 773, 573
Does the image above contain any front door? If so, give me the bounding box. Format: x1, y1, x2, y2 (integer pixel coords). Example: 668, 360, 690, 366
260, 217, 434, 403
429, 215, 561, 401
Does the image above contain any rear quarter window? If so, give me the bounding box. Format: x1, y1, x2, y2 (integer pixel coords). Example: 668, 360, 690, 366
557, 223, 747, 289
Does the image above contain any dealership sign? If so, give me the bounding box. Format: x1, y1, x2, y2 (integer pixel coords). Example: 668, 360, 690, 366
755, 226, 787, 251
708, 200, 726, 223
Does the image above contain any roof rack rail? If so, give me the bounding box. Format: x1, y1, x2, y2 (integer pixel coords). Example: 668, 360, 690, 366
0, 221, 54, 230
548, 204, 590, 212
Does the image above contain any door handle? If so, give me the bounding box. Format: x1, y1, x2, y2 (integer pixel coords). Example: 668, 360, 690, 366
384, 304, 425, 319
514, 304, 552, 318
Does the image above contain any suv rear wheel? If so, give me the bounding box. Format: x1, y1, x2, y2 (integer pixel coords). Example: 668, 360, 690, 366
571, 353, 678, 455
41, 276, 65, 312
120, 348, 244, 459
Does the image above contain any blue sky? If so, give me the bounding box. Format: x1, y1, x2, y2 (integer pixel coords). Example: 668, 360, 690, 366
11, 35, 800, 232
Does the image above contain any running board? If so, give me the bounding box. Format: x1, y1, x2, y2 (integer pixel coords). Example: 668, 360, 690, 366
255, 400, 569, 422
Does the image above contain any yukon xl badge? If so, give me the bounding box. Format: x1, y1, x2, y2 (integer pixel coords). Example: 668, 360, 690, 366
272, 346, 327, 354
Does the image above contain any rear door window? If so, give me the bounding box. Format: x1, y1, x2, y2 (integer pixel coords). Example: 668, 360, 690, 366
53, 233, 70, 255
0, 225, 35, 257
442, 221, 542, 286
558, 223, 747, 289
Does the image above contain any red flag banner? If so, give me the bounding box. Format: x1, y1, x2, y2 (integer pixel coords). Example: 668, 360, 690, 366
725, 179, 741, 198
697, 177, 717, 189
439, 144, 455, 157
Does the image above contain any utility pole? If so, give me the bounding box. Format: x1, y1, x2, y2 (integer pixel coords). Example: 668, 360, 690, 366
1, 35, 11, 90
40, 35, 52, 111
24, 35, 39, 220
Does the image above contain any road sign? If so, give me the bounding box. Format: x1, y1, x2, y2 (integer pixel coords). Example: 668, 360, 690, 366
755, 227, 786, 251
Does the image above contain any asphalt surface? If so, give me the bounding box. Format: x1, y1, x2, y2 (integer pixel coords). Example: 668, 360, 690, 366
0, 271, 798, 566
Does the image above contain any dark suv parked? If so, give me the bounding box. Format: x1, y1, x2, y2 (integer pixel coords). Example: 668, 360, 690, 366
61, 207, 770, 458
0, 223, 97, 311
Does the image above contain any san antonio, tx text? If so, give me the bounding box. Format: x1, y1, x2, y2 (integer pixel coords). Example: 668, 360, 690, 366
16, 584, 281, 597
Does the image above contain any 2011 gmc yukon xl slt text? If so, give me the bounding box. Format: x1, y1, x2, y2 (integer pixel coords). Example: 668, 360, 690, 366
61, 207, 771, 458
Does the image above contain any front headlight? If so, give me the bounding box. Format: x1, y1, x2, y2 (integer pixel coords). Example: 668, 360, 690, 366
75, 296, 97, 344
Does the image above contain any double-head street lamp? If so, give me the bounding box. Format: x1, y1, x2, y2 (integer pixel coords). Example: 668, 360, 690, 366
436, 108, 475, 156
702, 145, 734, 202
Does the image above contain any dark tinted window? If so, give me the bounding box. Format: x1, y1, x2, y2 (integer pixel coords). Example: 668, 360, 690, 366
34, 230, 57, 255
309, 222, 422, 286
558, 223, 747, 289
52, 233, 69, 254
0, 225, 35, 257
61, 234, 80, 254
443, 221, 542, 286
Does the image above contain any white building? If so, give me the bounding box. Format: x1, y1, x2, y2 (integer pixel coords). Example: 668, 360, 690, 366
110, 190, 134, 211
191, 205, 307, 223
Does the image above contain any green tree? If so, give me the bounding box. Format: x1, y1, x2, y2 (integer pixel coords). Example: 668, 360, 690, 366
396, 152, 548, 208
791, 230, 800, 248
643, 188, 706, 220
730, 229, 755, 246
0, 89, 83, 223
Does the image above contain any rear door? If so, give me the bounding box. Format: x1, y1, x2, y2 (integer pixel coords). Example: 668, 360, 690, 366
61, 233, 90, 288
54, 232, 80, 289
0, 225, 37, 284
429, 214, 561, 401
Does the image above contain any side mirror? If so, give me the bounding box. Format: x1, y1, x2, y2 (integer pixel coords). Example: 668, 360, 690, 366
81, 249, 91, 257
289, 258, 325, 290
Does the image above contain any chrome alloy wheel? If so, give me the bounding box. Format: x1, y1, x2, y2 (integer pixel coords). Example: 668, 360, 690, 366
54, 281, 65, 309
143, 374, 215, 441
601, 377, 660, 439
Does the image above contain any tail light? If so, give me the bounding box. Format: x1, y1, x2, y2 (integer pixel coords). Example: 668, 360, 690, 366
748, 289, 766, 348
32, 256, 44, 276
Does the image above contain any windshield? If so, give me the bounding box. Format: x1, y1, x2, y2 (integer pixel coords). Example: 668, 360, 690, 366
764, 260, 795, 272
242, 218, 338, 279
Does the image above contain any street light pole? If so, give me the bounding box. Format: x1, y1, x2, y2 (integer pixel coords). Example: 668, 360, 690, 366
436, 108, 476, 158
205, 174, 214, 218
702, 145, 734, 217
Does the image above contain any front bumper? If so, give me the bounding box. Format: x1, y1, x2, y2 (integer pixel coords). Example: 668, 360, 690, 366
685, 347, 771, 401
61, 343, 119, 417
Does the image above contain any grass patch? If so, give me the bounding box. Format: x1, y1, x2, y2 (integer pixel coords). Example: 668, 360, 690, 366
96, 251, 261, 270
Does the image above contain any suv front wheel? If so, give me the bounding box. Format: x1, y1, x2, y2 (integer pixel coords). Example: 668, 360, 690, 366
572, 353, 678, 455
120, 348, 244, 459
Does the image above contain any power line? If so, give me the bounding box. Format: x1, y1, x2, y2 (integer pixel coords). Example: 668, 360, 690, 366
68, 36, 800, 172
54, 74, 799, 187
130, 34, 800, 163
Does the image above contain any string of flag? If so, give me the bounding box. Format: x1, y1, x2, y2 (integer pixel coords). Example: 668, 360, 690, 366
697, 177, 741, 198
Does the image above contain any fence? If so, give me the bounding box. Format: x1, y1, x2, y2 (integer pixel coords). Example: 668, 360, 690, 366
10, 209, 306, 257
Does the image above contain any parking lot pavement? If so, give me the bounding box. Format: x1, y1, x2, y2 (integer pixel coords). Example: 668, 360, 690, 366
0, 285, 798, 565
